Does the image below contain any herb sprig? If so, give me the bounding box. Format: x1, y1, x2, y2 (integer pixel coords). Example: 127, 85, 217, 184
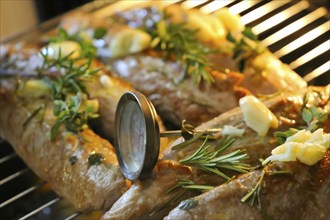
180, 137, 251, 180
167, 179, 214, 194
241, 170, 291, 208
50, 93, 99, 140
150, 179, 213, 216
273, 90, 328, 144
39, 50, 100, 140
147, 12, 215, 84
226, 27, 264, 72
302, 106, 327, 131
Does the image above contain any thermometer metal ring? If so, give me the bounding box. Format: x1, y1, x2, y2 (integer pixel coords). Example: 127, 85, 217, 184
114, 92, 221, 180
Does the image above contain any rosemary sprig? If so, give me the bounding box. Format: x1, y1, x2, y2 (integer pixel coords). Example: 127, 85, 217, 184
22, 104, 45, 128
39, 50, 100, 141
241, 169, 292, 208
167, 179, 214, 194
147, 12, 215, 84
180, 137, 251, 180
39, 51, 100, 99
241, 170, 264, 208
226, 27, 264, 72
150, 190, 186, 216
150, 178, 213, 216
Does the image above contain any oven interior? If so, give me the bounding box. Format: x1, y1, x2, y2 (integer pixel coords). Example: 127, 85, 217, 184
0, 0, 329, 219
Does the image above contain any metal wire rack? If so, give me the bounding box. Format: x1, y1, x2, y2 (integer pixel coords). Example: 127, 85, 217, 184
0, 0, 329, 219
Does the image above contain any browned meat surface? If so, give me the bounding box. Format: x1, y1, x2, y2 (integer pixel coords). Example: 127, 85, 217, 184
165, 154, 330, 220
109, 54, 248, 126
0, 83, 127, 211
102, 160, 194, 220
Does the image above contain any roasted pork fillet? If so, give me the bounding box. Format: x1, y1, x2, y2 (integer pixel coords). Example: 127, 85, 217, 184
102, 86, 329, 219
59, 5, 307, 127
0, 81, 127, 211
165, 156, 330, 220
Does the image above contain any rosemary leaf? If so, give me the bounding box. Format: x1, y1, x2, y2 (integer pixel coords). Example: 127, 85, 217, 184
226, 27, 264, 72
23, 105, 45, 128
150, 190, 186, 216
180, 137, 251, 180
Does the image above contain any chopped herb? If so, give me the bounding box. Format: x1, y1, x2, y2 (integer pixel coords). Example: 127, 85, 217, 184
94, 27, 107, 39
180, 137, 251, 180
88, 153, 104, 166
242, 27, 258, 41
69, 155, 78, 165
302, 106, 327, 131
50, 93, 99, 141
147, 12, 215, 84
178, 199, 197, 210
274, 128, 299, 144
23, 105, 45, 128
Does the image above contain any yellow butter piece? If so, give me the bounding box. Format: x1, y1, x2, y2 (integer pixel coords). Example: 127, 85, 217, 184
222, 125, 245, 137
239, 95, 279, 136
110, 29, 151, 58
263, 129, 330, 166
187, 10, 226, 43
213, 8, 244, 33
17, 79, 52, 99
41, 41, 81, 59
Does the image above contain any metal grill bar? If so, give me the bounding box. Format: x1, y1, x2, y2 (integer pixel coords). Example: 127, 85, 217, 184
200, 0, 234, 14
0, 181, 46, 208
262, 7, 328, 47
18, 197, 61, 220
64, 212, 81, 220
229, 0, 262, 15
181, 0, 209, 9
289, 40, 330, 69
252, 1, 310, 35
0, 152, 17, 164
0, 167, 30, 186
274, 22, 329, 57
304, 61, 330, 83
240, 0, 289, 25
